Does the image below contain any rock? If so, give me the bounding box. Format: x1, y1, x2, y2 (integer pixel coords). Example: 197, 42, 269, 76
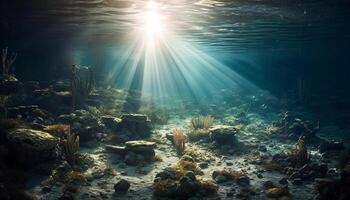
155, 169, 177, 180
105, 145, 126, 155
237, 175, 250, 186
125, 140, 156, 160
124, 152, 145, 165
257, 174, 263, 179
41, 186, 52, 193
114, 179, 130, 193
0, 75, 22, 95
120, 114, 151, 137
125, 140, 156, 150
214, 174, 227, 183
177, 176, 199, 197
6, 128, 59, 165
181, 155, 194, 162
265, 187, 288, 198
279, 177, 288, 185
209, 125, 238, 144
185, 171, 196, 181
292, 178, 303, 185
199, 162, 209, 169
101, 115, 122, 131
262, 181, 274, 189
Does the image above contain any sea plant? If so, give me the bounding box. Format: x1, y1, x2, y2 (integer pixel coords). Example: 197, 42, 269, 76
63, 128, 80, 166
290, 136, 310, 166
70, 65, 95, 110
173, 128, 186, 155
190, 115, 214, 130
1, 47, 17, 77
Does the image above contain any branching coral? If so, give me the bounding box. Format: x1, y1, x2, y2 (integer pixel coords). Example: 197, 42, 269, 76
70, 65, 95, 110
173, 128, 186, 155
63, 128, 80, 166
290, 136, 310, 166
1, 47, 17, 77
190, 115, 214, 130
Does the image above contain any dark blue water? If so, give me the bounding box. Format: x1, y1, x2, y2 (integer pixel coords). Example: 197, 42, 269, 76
1, 0, 350, 103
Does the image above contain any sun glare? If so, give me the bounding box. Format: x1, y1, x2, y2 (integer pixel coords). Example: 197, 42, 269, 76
143, 1, 164, 45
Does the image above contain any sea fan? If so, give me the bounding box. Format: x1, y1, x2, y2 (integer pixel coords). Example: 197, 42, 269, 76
63, 128, 80, 166
173, 128, 186, 155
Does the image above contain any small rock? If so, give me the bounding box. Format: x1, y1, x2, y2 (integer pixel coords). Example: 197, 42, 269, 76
237, 175, 250, 186
257, 174, 263, 179
263, 181, 274, 189
199, 162, 209, 169
114, 179, 130, 193
279, 177, 288, 185
265, 187, 288, 198
292, 178, 303, 185
214, 174, 227, 183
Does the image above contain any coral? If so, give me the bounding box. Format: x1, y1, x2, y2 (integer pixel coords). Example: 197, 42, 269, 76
70, 65, 95, 110
175, 159, 203, 176
190, 115, 214, 130
198, 179, 219, 194
173, 128, 186, 155
153, 179, 176, 197
290, 136, 310, 166
63, 129, 80, 166
1, 47, 17, 76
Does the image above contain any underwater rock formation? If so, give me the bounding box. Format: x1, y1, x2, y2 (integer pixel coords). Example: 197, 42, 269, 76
106, 140, 156, 165
209, 125, 239, 144
6, 128, 58, 165
119, 114, 151, 138
153, 156, 218, 198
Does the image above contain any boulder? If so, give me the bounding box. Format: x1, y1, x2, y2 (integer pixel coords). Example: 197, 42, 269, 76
105, 145, 126, 155
209, 125, 238, 144
125, 140, 156, 160
114, 179, 130, 193
6, 128, 59, 165
101, 115, 122, 131
120, 114, 151, 137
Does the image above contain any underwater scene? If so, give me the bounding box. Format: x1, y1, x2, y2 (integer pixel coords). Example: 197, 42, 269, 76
1, 0, 350, 199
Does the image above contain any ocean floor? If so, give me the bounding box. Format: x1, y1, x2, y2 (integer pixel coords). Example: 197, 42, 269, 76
0, 78, 350, 200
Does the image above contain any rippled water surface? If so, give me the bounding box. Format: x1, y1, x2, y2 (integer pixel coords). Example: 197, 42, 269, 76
2, 0, 349, 52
